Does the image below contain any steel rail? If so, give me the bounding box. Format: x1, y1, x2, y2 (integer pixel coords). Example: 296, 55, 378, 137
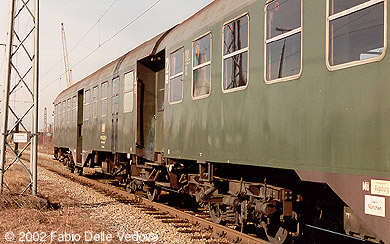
36, 156, 270, 244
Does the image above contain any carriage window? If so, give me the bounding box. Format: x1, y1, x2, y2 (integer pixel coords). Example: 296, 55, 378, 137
193, 33, 211, 98
54, 104, 57, 126
169, 48, 184, 104
72, 96, 77, 122
84, 90, 90, 120
123, 71, 134, 113
223, 15, 249, 91
101, 81, 108, 117
67, 98, 71, 122
112, 77, 119, 115
327, 0, 385, 69
265, 0, 302, 83
92, 86, 98, 118
62, 101, 66, 124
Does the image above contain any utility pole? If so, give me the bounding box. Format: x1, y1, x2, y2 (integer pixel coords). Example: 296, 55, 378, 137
61, 23, 72, 87
0, 0, 39, 196
43, 107, 47, 148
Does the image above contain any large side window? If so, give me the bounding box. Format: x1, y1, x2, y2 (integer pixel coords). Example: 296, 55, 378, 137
101, 81, 108, 117
193, 33, 211, 98
169, 47, 184, 104
222, 14, 249, 91
123, 71, 134, 113
327, 0, 386, 70
92, 86, 99, 118
112, 77, 119, 115
84, 89, 90, 120
265, 0, 302, 83
72, 96, 77, 122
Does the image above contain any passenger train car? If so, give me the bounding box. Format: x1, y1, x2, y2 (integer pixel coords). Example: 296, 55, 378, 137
54, 0, 390, 243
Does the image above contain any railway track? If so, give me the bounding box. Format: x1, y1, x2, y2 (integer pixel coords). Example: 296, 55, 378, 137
34, 153, 270, 244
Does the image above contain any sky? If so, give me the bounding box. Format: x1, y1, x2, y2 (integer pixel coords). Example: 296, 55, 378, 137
0, 0, 214, 130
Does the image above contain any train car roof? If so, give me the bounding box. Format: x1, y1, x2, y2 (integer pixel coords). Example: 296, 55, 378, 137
54, 0, 257, 104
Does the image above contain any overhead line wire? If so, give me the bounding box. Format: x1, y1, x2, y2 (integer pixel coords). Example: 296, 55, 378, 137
41, 0, 162, 92
43, 0, 119, 77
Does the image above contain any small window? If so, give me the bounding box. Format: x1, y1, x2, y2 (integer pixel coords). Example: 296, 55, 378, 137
62, 101, 66, 124
112, 77, 119, 115
123, 71, 134, 113
169, 47, 184, 104
92, 86, 98, 118
84, 89, 90, 120
327, 0, 386, 70
57, 104, 60, 125
265, 0, 302, 83
222, 14, 249, 91
101, 81, 108, 117
192, 33, 211, 99
54, 104, 57, 127
67, 98, 71, 122
72, 96, 77, 122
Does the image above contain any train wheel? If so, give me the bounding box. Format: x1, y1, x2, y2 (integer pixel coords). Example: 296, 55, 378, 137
146, 187, 160, 202
76, 167, 83, 176
125, 181, 137, 193
208, 203, 225, 225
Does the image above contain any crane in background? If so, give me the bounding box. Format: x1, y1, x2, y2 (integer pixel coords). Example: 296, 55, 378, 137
61, 23, 72, 87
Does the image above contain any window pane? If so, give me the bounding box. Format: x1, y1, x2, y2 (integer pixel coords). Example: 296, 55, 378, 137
223, 52, 248, 90
157, 77, 164, 112
193, 35, 211, 67
329, 3, 384, 66
169, 75, 183, 103
62, 101, 66, 122
329, 0, 370, 15
170, 48, 183, 76
193, 65, 211, 97
224, 15, 248, 55
67, 99, 71, 121
124, 71, 134, 91
112, 77, 119, 95
266, 32, 301, 80
93, 86, 98, 118
85, 90, 90, 104
112, 96, 119, 114
101, 82, 108, 98
101, 99, 107, 116
123, 91, 133, 112
266, 0, 301, 40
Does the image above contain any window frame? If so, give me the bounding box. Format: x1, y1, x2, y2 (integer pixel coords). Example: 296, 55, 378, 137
92, 85, 99, 118
62, 101, 66, 124
67, 98, 71, 123
326, 0, 387, 71
84, 89, 90, 121
101, 81, 108, 117
169, 46, 185, 105
221, 13, 250, 94
111, 76, 120, 115
123, 70, 134, 113
264, 0, 303, 84
192, 32, 212, 100
72, 95, 77, 122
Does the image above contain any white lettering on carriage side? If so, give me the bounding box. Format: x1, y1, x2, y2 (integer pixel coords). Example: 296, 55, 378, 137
365, 195, 385, 217
371, 179, 390, 196
362, 181, 370, 192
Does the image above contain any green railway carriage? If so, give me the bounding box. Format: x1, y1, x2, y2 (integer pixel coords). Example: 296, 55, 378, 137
54, 0, 390, 243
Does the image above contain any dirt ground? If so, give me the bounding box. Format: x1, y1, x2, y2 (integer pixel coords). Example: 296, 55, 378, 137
0, 154, 104, 244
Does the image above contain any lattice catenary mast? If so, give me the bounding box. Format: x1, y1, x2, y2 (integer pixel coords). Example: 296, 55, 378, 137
0, 0, 39, 196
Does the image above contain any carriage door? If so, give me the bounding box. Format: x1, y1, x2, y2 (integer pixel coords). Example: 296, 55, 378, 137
111, 77, 120, 153
136, 50, 165, 161
76, 89, 84, 164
